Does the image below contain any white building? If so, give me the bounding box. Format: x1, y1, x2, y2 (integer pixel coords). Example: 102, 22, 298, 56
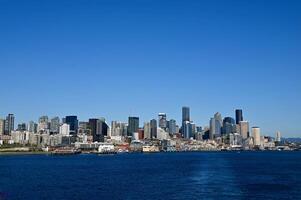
59, 123, 70, 136
252, 127, 261, 146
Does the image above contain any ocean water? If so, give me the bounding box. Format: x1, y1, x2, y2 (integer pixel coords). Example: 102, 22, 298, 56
0, 152, 300, 200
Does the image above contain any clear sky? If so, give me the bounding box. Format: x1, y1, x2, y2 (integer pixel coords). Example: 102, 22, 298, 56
0, 0, 300, 137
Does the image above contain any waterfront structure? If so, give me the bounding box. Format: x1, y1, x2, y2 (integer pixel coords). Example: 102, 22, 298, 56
235, 109, 243, 125
252, 127, 261, 146
128, 117, 139, 137
182, 107, 190, 122
50, 117, 60, 134
4, 114, 15, 135
240, 121, 250, 139
65, 116, 78, 135
150, 119, 157, 139
158, 113, 167, 130
59, 123, 70, 136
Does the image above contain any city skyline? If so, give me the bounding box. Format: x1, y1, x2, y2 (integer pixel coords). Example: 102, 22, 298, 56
0, 107, 292, 138
0, 0, 300, 137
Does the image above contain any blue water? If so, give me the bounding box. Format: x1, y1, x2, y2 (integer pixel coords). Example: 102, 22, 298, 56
0, 152, 301, 200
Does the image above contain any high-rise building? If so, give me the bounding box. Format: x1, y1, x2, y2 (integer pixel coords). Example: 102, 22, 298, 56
17, 123, 27, 131
239, 121, 249, 139
183, 121, 192, 139
182, 107, 190, 122
0, 119, 5, 135
150, 119, 157, 139
276, 131, 281, 142
28, 121, 37, 133
38, 116, 49, 132
168, 119, 177, 135
59, 123, 70, 136
65, 116, 78, 135
252, 127, 261, 146
50, 117, 60, 134
4, 114, 14, 135
143, 122, 151, 139
111, 121, 127, 137
209, 118, 215, 140
222, 117, 235, 135
158, 113, 167, 130
128, 117, 139, 137
214, 112, 222, 137
89, 118, 108, 142
235, 109, 243, 125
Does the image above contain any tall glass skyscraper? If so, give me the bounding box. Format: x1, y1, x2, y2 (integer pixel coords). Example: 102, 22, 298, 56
182, 107, 190, 122
128, 117, 139, 136
158, 113, 167, 130
235, 109, 243, 125
150, 119, 157, 139
4, 114, 14, 135
65, 116, 78, 135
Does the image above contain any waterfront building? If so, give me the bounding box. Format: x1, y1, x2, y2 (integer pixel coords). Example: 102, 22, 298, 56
150, 119, 157, 139
59, 123, 70, 136
252, 127, 261, 146
235, 109, 243, 124
65, 116, 78, 135
127, 117, 139, 137
182, 106, 190, 122
240, 121, 250, 139
158, 113, 167, 130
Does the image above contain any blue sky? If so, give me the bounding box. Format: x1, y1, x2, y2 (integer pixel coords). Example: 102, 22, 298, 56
0, 0, 300, 137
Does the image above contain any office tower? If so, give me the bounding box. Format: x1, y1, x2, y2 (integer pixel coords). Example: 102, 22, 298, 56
183, 121, 192, 139
239, 121, 249, 139
111, 121, 126, 137
209, 118, 215, 140
143, 122, 151, 139
78, 121, 89, 134
65, 116, 78, 135
28, 121, 37, 133
4, 114, 14, 135
89, 119, 98, 141
0, 119, 5, 135
59, 123, 70, 136
50, 117, 60, 134
235, 109, 243, 124
196, 126, 203, 133
38, 116, 49, 132
276, 131, 281, 142
17, 123, 27, 131
222, 117, 235, 135
128, 117, 139, 136
182, 107, 190, 122
168, 119, 176, 135
158, 113, 167, 130
214, 112, 222, 137
252, 127, 261, 146
89, 118, 108, 142
191, 122, 196, 138
150, 119, 157, 139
